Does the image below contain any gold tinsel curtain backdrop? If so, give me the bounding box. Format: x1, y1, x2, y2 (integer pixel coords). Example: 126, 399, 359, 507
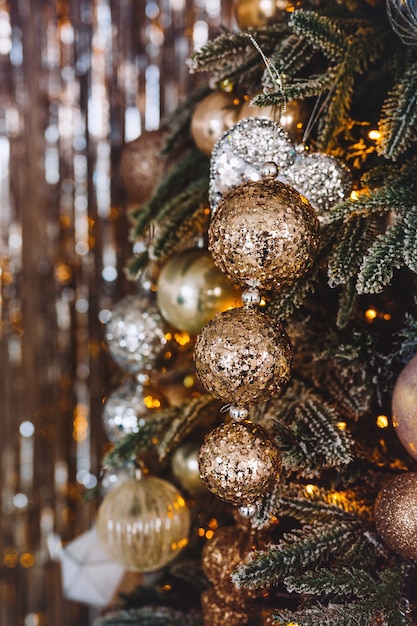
0, 1, 232, 624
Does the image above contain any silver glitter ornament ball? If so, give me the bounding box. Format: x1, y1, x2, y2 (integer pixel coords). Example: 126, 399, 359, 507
374, 472, 417, 560
199, 420, 281, 506
102, 377, 167, 443
208, 178, 319, 291
194, 306, 293, 406
104, 293, 173, 374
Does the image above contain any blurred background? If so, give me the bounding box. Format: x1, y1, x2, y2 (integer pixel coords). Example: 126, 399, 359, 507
0, 1, 233, 624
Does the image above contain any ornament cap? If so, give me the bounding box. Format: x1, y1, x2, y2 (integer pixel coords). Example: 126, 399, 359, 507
260, 161, 279, 178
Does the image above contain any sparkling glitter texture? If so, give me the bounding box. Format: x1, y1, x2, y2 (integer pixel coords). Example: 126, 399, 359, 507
208, 178, 319, 291
392, 354, 417, 461
194, 306, 293, 406
209, 117, 352, 220
96, 476, 190, 572
104, 293, 173, 374
201, 588, 252, 626
102, 377, 167, 443
198, 420, 282, 506
374, 472, 417, 560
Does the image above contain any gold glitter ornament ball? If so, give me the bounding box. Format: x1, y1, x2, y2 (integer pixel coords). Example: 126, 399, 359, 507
96, 475, 190, 572
392, 355, 417, 461
191, 92, 240, 156
194, 306, 293, 406
201, 588, 252, 626
198, 420, 282, 506
208, 179, 319, 291
374, 472, 417, 560
119, 129, 166, 204
156, 247, 241, 335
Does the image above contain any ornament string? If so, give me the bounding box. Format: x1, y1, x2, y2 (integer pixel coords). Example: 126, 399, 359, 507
246, 33, 287, 115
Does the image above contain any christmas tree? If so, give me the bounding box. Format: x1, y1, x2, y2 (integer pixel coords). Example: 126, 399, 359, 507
93, 0, 417, 624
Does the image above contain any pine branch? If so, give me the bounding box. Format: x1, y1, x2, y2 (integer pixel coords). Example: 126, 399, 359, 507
289, 11, 348, 60
356, 219, 404, 294
402, 205, 417, 273
379, 59, 417, 160
151, 203, 209, 262
156, 395, 219, 460
327, 214, 379, 287
336, 278, 358, 329
231, 521, 364, 590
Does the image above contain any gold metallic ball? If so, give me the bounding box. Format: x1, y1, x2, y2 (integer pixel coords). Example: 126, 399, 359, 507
171, 441, 206, 494
119, 129, 166, 204
392, 355, 417, 461
234, 0, 289, 29
208, 178, 319, 291
191, 92, 240, 156
194, 306, 293, 406
199, 420, 282, 506
96, 476, 190, 572
374, 472, 417, 560
157, 247, 241, 335
238, 98, 307, 143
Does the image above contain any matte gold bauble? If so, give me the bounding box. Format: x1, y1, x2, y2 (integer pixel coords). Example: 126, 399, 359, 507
96, 475, 190, 572
234, 0, 289, 29
199, 420, 282, 506
191, 92, 240, 156
392, 355, 417, 460
119, 129, 166, 204
157, 247, 241, 335
374, 472, 417, 560
194, 306, 293, 406
208, 179, 319, 291
171, 441, 206, 494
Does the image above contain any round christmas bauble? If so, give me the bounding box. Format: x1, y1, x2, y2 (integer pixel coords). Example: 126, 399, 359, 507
374, 472, 417, 560
96, 475, 190, 572
191, 92, 240, 156
201, 588, 251, 626
234, 0, 288, 29
157, 247, 241, 335
199, 420, 282, 506
171, 441, 206, 494
104, 292, 173, 374
392, 355, 417, 461
119, 129, 166, 204
237, 99, 306, 143
102, 377, 167, 443
194, 306, 293, 406
202, 525, 262, 597
208, 178, 319, 291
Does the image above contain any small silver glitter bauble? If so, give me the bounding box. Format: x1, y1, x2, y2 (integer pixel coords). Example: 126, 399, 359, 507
157, 247, 241, 335
171, 441, 206, 494
102, 378, 167, 443
191, 92, 240, 156
199, 420, 281, 506
104, 293, 174, 374
119, 129, 166, 204
392, 355, 417, 461
194, 306, 293, 406
374, 472, 417, 560
209, 117, 296, 214
96, 475, 190, 572
208, 178, 319, 291
280, 151, 352, 222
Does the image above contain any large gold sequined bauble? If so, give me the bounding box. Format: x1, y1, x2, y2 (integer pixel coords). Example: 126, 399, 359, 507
96, 476, 190, 571
194, 306, 293, 406
234, 0, 289, 28
191, 92, 240, 156
119, 129, 166, 204
199, 420, 282, 506
156, 247, 241, 336
104, 292, 173, 374
102, 377, 167, 443
171, 441, 206, 494
374, 472, 417, 559
392, 355, 417, 461
201, 588, 251, 626
208, 179, 319, 291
